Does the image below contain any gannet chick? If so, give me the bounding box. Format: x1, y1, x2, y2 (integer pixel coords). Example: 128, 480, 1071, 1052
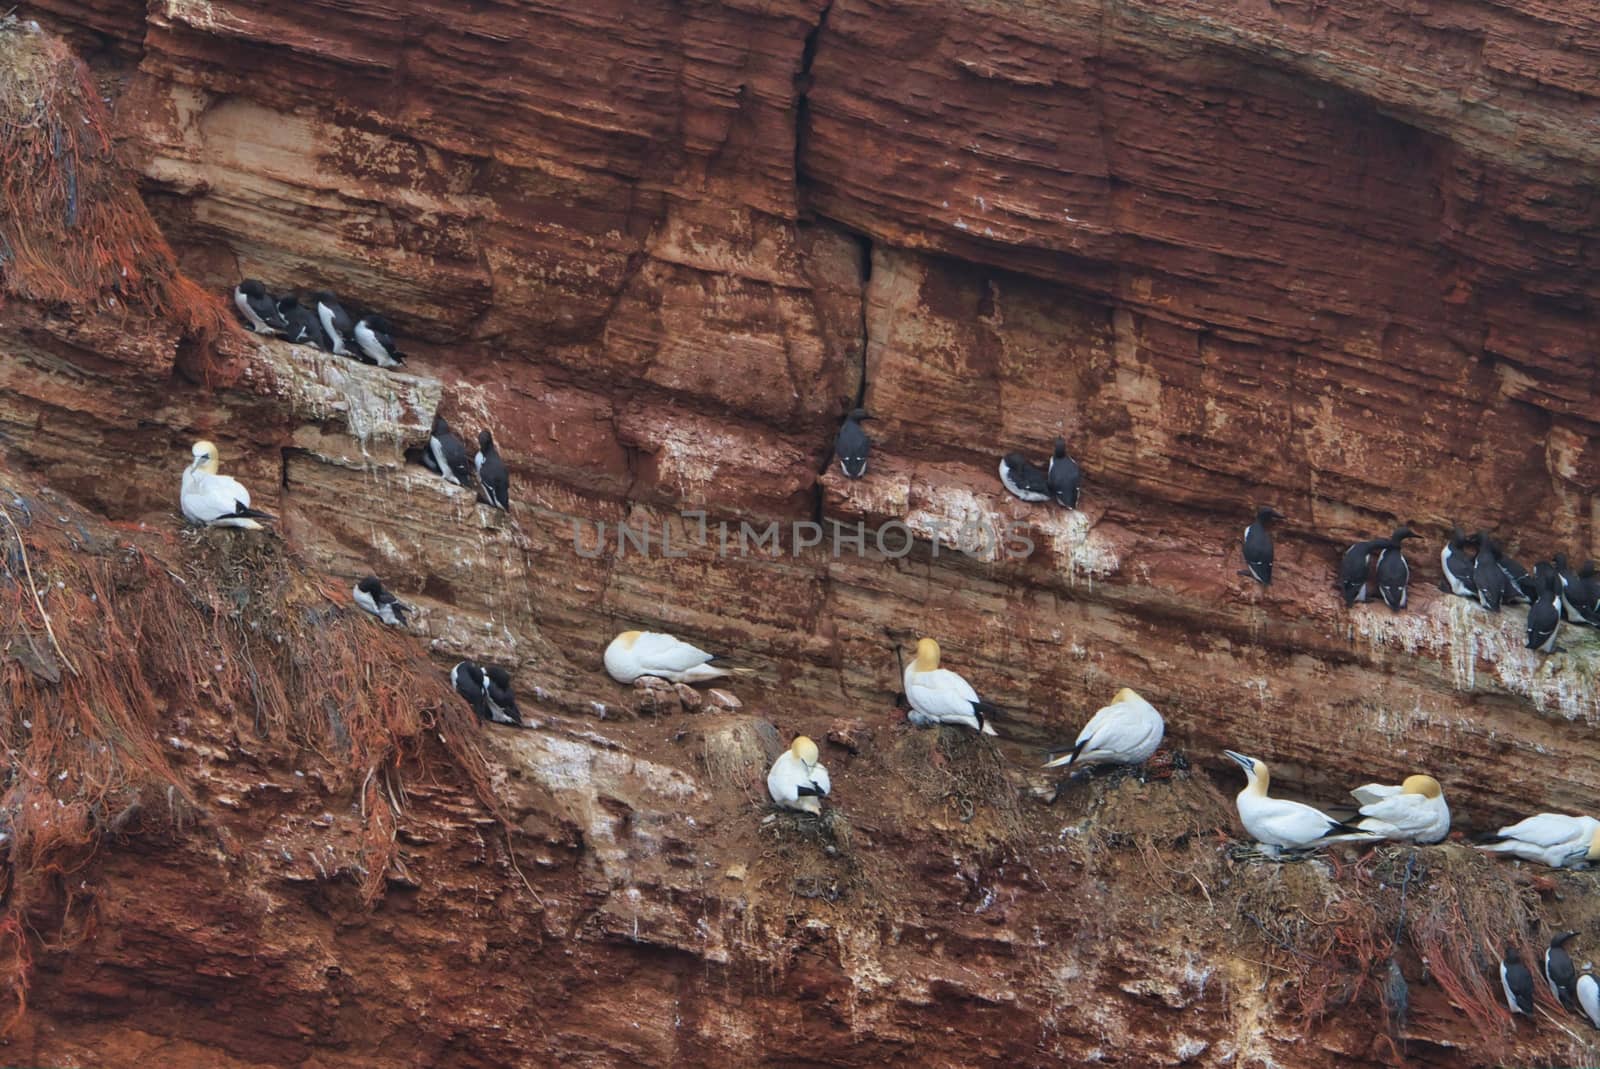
1475, 813, 1600, 868
1502, 946, 1535, 1018
181, 441, 275, 530
353, 576, 410, 626
1577, 973, 1600, 1029
1350, 774, 1450, 844
902, 637, 1001, 735
1043, 687, 1163, 770
1546, 932, 1579, 1010
604, 630, 731, 685
767, 735, 831, 815
1224, 750, 1376, 855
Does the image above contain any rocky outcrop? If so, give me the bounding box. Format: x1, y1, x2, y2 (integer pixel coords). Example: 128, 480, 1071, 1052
3, 1, 1600, 1065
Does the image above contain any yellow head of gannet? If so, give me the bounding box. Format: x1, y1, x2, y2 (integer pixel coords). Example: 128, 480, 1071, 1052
1401, 774, 1442, 798
791, 735, 820, 768
913, 637, 941, 671
1224, 750, 1269, 796
190, 440, 221, 475
1111, 686, 1142, 704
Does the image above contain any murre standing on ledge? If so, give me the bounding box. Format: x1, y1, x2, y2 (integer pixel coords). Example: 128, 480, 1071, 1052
451, 660, 491, 720
353, 576, 410, 627
233, 279, 285, 335
1545, 932, 1579, 1010
481, 665, 521, 725
424, 415, 476, 487
1526, 563, 1564, 654
998, 452, 1051, 503
1439, 528, 1478, 598
1224, 750, 1378, 855
1475, 812, 1600, 869
902, 637, 1002, 735
1338, 536, 1395, 607
603, 630, 734, 685
475, 431, 510, 510
1472, 531, 1512, 612
834, 409, 871, 479
1240, 506, 1283, 586
1043, 687, 1164, 772
1375, 526, 1420, 611
1349, 774, 1450, 844
352, 314, 404, 368
767, 736, 831, 815
1501, 946, 1536, 1019
1046, 437, 1081, 509
275, 296, 327, 348
313, 291, 355, 357
1555, 554, 1600, 627
1491, 538, 1536, 604
181, 441, 275, 530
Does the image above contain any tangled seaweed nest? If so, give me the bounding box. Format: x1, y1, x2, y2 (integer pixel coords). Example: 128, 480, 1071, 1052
890, 726, 1028, 845
0, 18, 226, 336
0, 481, 503, 1036
757, 806, 863, 904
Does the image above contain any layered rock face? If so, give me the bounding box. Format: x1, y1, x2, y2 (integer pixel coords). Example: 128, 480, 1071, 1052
2, 0, 1599, 1066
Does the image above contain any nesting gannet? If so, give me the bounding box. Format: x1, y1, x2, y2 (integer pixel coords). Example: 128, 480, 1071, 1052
834, 409, 871, 479
1546, 932, 1579, 1009
352, 315, 404, 368
181, 441, 275, 530
1046, 437, 1081, 509
313, 290, 355, 356
1475, 813, 1600, 868
1240, 506, 1283, 586
1439, 528, 1478, 598
1502, 946, 1535, 1017
233, 279, 285, 335
1578, 973, 1600, 1029
475, 431, 510, 510
604, 630, 731, 685
425, 415, 475, 487
1043, 687, 1163, 770
353, 576, 410, 626
902, 637, 1001, 735
1350, 774, 1449, 844
998, 453, 1050, 503
1224, 750, 1375, 855
767, 736, 831, 815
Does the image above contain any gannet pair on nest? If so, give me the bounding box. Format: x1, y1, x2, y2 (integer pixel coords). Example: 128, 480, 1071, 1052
1225, 753, 1449, 856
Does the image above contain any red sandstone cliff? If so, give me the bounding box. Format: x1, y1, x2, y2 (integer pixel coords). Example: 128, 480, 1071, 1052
1, 1, 1599, 1065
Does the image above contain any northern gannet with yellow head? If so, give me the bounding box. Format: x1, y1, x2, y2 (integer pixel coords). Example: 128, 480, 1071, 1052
767, 736, 830, 815
1224, 750, 1378, 855
181, 441, 274, 530
604, 630, 732, 685
1043, 687, 1163, 770
1475, 813, 1600, 869
1350, 774, 1450, 844
902, 638, 1001, 735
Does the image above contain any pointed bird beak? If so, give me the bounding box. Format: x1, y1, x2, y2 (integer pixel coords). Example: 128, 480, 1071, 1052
1041, 751, 1073, 770
1223, 750, 1252, 771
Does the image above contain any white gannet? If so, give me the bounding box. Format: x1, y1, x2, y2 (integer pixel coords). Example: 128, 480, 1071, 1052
181, 440, 275, 530
767, 735, 831, 815
1043, 687, 1163, 770
1224, 750, 1377, 855
1475, 813, 1600, 868
1350, 774, 1450, 844
604, 630, 731, 685
1501, 946, 1535, 1017
902, 637, 1000, 735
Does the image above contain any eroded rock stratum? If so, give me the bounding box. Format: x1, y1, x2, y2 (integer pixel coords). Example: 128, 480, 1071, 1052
1, 1, 1598, 1065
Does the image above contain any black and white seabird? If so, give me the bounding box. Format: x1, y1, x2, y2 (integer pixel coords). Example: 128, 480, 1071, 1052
1043, 688, 1164, 770
451, 660, 491, 720
1578, 973, 1600, 1030
1240, 507, 1283, 586
475, 430, 510, 510
1375, 526, 1419, 612
233, 279, 285, 335
276, 297, 328, 348
1224, 750, 1378, 854
1472, 532, 1512, 613
353, 576, 410, 627
1526, 563, 1563, 654
603, 631, 735, 685
1501, 946, 1536, 1018
834, 409, 871, 479
767, 736, 831, 815
1439, 528, 1478, 598
998, 452, 1050, 503
1339, 537, 1394, 607
1491, 540, 1535, 604
426, 415, 475, 487
1475, 813, 1600, 868
1546, 932, 1579, 1010
352, 315, 405, 368
902, 637, 1002, 735
181, 440, 275, 530
481, 665, 522, 725
1555, 554, 1600, 627
313, 291, 355, 357
1046, 438, 1081, 509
